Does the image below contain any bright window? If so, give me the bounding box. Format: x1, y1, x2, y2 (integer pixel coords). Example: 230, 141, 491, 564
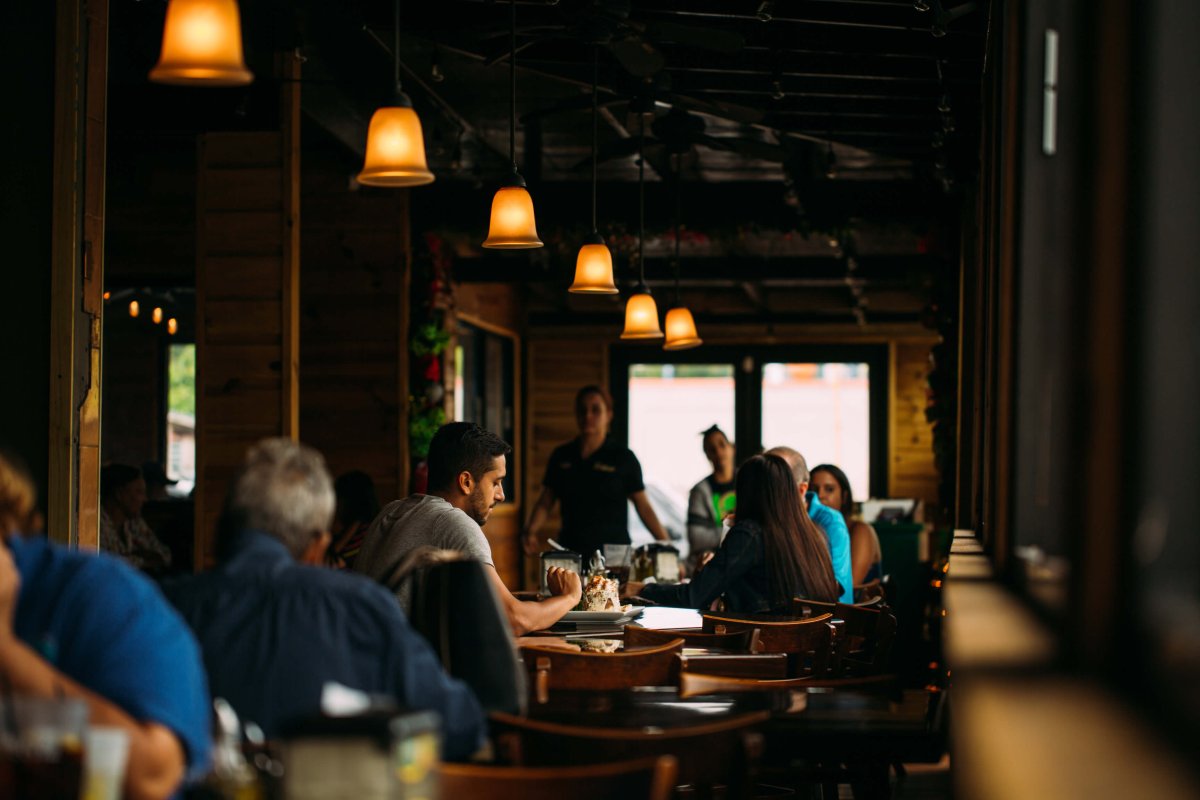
166, 343, 196, 491
761, 362, 870, 499
627, 363, 736, 547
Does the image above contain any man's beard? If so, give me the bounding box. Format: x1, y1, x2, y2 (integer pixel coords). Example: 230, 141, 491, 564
469, 495, 492, 526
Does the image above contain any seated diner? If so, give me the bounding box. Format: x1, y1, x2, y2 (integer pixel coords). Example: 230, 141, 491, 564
628, 454, 840, 612
163, 438, 486, 760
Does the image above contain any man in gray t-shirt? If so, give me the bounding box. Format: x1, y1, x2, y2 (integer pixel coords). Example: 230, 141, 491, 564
354, 422, 580, 635
356, 493, 494, 612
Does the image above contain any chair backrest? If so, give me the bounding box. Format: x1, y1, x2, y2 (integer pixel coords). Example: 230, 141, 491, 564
490, 709, 768, 799
702, 612, 837, 676
624, 625, 758, 652
678, 671, 900, 699
408, 559, 526, 715
520, 638, 685, 703
790, 598, 898, 675
852, 590, 885, 607
436, 756, 678, 800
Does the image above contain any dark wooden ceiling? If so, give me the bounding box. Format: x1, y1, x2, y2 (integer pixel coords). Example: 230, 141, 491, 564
105, 0, 990, 326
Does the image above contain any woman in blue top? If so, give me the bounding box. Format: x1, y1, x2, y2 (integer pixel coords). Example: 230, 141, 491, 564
810, 463, 882, 587
629, 454, 839, 613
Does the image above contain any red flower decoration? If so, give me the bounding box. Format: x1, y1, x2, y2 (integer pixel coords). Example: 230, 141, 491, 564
422, 355, 441, 382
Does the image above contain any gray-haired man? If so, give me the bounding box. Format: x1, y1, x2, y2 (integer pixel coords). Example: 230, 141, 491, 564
164, 438, 486, 760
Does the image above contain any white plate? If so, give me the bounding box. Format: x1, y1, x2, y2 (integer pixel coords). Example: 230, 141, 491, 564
560, 606, 644, 622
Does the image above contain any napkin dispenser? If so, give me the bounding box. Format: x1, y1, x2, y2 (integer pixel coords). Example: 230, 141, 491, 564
539, 549, 582, 595
632, 543, 681, 584
281, 710, 440, 800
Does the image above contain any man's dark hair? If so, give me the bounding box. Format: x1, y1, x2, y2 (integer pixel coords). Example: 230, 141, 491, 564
101, 464, 141, 502
426, 423, 512, 492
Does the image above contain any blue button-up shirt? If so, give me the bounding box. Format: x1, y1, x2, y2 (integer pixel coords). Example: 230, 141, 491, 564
807, 491, 854, 604
163, 530, 485, 760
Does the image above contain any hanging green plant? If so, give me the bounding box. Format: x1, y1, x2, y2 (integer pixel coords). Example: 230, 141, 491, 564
411, 321, 450, 357
408, 400, 446, 461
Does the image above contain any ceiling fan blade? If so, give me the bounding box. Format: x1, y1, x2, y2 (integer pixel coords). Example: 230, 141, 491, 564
639, 20, 745, 53
669, 94, 764, 125
572, 135, 647, 170
521, 92, 623, 123
946, 1, 979, 21
696, 135, 789, 163
606, 39, 666, 78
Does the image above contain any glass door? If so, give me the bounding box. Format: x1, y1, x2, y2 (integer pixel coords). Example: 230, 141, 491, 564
626, 363, 736, 549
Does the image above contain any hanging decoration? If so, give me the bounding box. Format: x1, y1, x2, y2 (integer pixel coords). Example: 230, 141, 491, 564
620, 112, 663, 340
407, 233, 455, 492
357, 0, 435, 187
663, 157, 702, 350
483, 0, 543, 249
569, 46, 617, 294
149, 0, 253, 86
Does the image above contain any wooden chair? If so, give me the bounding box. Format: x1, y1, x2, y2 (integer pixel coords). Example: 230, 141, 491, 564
702, 613, 837, 677
520, 638, 685, 703
851, 589, 885, 607
490, 710, 769, 800
437, 756, 678, 800
678, 671, 901, 699
624, 624, 759, 652
790, 599, 898, 675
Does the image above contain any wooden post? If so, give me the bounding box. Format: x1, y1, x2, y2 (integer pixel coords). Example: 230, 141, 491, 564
48, 0, 107, 548
280, 51, 301, 441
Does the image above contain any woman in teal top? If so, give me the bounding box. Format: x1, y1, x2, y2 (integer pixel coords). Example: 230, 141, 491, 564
811, 463, 883, 586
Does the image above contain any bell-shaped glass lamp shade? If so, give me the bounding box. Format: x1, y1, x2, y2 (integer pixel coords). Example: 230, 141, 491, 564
149, 0, 253, 86
357, 104, 435, 187
620, 290, 664, 340
482, 182, 543, 249
568, 238, 618, 294
663, 306, 703, 350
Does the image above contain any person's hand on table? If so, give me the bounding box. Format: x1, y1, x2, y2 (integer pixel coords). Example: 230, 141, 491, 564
545, 566, 582, 605
0, 539, 20, 645
621, 580, 644, 601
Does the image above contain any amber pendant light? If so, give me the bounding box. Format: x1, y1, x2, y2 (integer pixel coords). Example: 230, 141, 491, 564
569, 47, 618, 294
357, 0, 434, 187
483, 0, 542, 249
620, 113, 664, 340
663, 159, 702, 350
149, 0, 253, 86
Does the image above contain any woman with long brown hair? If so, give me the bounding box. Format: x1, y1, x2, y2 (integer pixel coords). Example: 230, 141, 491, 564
629, 454, 839, 612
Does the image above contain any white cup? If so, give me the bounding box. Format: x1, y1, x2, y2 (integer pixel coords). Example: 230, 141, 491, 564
83, 726, 131, 800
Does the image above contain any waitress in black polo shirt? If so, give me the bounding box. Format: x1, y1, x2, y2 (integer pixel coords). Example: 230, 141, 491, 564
523, 385, 670, 559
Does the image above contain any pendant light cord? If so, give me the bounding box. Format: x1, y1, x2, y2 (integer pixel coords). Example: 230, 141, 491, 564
591, 45, 599, 233
393, 0, 402, 95
673, 154, 682, 306
509, 0, 517, 172
638, 111, 646, 286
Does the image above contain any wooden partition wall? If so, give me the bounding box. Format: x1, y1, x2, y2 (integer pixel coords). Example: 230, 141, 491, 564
194, 129, 299, 567
299, 157, 411, 511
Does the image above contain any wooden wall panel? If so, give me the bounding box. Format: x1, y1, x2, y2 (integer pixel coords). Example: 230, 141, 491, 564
100, 317, 161, 466
889, 341, 939, 511
298, 149, 409, 524
455, 283, 523, 334
195, 128, 297, 568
